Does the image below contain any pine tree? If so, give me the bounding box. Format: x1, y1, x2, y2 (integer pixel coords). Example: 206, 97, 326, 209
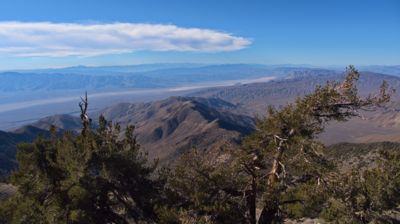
1, 94, 161, 224
248, 65, 393, 223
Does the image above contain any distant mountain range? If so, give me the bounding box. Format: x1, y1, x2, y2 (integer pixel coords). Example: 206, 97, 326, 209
2, 64, 400, 131
11, 63, 205, 75
0, 64, 275, 92
1, 64, 399, 92
190, 71, 400, 114
9, 63, 400, 76
358, 65, 400, 76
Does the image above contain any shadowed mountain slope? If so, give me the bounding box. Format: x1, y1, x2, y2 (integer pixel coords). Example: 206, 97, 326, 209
0, 126, 50, 176
95, 96, 255, 161
27, 114, 82, 133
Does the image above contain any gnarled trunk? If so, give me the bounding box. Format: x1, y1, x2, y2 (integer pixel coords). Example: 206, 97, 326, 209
258, 136, 286, 224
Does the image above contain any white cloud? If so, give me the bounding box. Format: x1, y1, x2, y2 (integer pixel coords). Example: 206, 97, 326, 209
0, 22, 251, 57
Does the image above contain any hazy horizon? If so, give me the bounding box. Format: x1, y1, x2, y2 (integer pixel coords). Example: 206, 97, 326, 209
2, 63, 400, 73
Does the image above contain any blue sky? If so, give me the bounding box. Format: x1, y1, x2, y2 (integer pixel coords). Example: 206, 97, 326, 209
0, 0, 398, 69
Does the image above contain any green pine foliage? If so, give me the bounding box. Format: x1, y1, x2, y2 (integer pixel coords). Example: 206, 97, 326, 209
1, 116, 161, 224
321, 150, 400, 223
158, 149, 248, 224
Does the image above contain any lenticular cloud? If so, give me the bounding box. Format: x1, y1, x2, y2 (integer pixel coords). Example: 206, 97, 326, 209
0, 22, 251, 57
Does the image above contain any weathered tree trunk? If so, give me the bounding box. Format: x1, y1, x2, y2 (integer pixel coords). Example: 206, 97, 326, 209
249, 176, 257, 224
79, 92, 91, 135
268, 158, 280, 186
245, 167, 257, 224
258, 206, 279, 224
258, 136, 286, 224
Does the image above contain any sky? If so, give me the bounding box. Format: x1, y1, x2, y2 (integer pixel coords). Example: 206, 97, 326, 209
0, 0, 398, 70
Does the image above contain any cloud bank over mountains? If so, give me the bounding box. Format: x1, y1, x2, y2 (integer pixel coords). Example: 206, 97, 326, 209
0, 22, 251, 57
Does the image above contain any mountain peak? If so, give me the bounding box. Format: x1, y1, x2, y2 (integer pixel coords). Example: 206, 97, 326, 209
92, 96, 255, 161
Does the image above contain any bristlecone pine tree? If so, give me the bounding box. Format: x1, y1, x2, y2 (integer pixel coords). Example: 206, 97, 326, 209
0, 94, 161, 224
253, 65, 393, 223
162, 65, 394, 224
